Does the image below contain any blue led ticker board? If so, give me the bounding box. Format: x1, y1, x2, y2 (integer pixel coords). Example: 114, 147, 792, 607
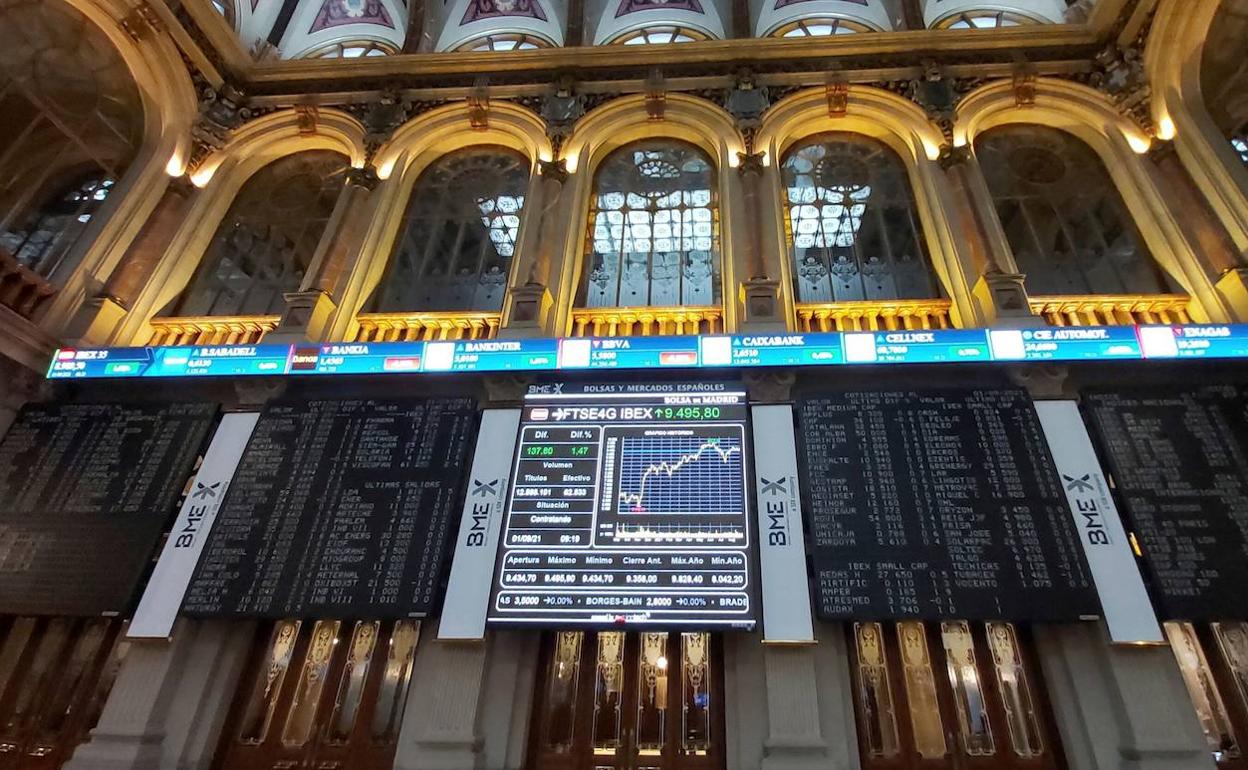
46, 324, 1248, 380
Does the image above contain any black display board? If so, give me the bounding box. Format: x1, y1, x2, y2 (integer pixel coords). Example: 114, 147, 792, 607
0, 402, 215, 616
1084, 386, 1248, 621
798, 388, 1098, 621
486, 383, 756, 629
182, 398, 477, 618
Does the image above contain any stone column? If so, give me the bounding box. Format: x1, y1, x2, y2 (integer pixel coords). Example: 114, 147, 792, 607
941, 146, 1043, 328
1149, 145, 1248, 320
394, 618, 491, 770
736, 152, 785, 331
1034, 622, 1216, 770
62, 176, 197, 346
268, 166, 380, 344
503, 159, 562, 337
761, 645, 832, 769
63, 619, 254, 770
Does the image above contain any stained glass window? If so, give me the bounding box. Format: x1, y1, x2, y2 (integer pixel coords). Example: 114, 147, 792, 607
0, 175, 114, 277
582, 140, 720, 308
367, 148, 530, 313
976, 126, 1177, 297
1232, 136, 1248, 167
172, 150, 348, 317
780, 133, 939, 303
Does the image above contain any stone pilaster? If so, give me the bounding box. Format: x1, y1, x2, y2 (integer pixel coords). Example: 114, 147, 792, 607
736, 152, 786, 331
942, 145, 1046, 327
394, 620, 491, 770
64, 620, 253, 770
761, 645, 830, 769
972, 269, 1047, 328
267, 167, 378, 343
1215, 266, 1248, 322
63, 177, 196, 346
504, 159, 566, 336
1034, 622, 1216, 770
502, 282, 553, 337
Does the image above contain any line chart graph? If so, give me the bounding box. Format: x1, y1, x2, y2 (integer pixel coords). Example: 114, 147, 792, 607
615, 433, 745, 516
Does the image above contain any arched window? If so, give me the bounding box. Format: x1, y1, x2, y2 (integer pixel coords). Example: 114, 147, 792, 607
0, 0, 142, 282
780, 134, 939, 303
367, 148, 530, 313
582, 140, 720, 308
171, 151, 348, 317
306, 40, 396, 58
455, 32, 553, 51
936, 10, 1038, 28
610, 25, 709, 44
0, 174, 114, 277
976, 126, 1177, 297
768, 16, 872, 37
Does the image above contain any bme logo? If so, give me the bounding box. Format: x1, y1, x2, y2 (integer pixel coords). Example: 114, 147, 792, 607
1063, 473, 1094, 493
1062, 471, 1111, 546
465, 477, 500, 546
471, 479, 499, 497
761, 476, 790, 546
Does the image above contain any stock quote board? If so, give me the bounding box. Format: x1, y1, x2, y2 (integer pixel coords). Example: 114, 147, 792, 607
182, 398, 477, 619
487, 383, 757, 629
798, 388, 1099, 621
0, 402, 215, 615
1084, 386, 1248, 621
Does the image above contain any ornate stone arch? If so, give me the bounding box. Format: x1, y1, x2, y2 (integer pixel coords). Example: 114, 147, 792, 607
757, 85, 980, 327
112, 108, 368, 344
955, 77, 1231, 322
552, 93, 743, 332
1147, 0, 1248, 256
329, 101, 552, 340
30, 0, 197, 338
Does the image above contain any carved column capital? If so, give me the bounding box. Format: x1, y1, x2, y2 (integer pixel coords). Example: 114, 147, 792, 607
735, 151, 765, 178
345, 166, 380, 191
938, 143, 973, 171
538, 158, 569, 185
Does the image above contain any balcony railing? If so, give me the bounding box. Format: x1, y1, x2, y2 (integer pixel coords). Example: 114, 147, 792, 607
0, 248, 56, 320
1028, 295, 1192, 326
352, 312, 501, 342
570, 306, 724, 337
146, 315, 280, 346
795, 299, 954, 332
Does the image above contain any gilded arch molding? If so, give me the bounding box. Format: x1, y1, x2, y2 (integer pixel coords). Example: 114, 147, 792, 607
1147, 0, 1248, 255
112, 108, 369, 345
328, 101, 553, 341
550, 93, 746, 334
955, 76, 1231, 323
756, 85, 981, 328
40, 0, 199, 339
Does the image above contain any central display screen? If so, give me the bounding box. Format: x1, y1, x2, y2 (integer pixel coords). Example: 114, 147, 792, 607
487, 383, 756, 629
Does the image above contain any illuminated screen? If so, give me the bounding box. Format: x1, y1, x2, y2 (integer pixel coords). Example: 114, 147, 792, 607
487, 383, 757, 629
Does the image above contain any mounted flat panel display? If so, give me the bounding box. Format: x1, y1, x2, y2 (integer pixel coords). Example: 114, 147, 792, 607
487, 383, 756, 629
0, 402, 215, 616
1084, 386, 1248, 621
798, 389, 1099, 621
47, 323, 1248, 380
182, 398, 477, 618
